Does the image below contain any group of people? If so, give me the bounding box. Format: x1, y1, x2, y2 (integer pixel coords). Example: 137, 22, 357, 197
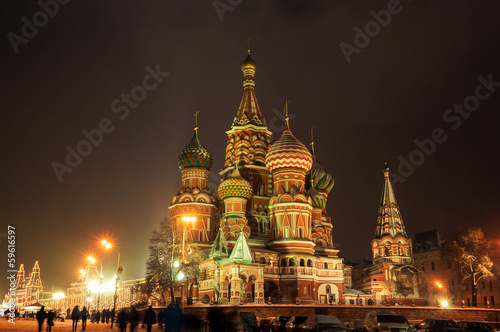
70, 305, 117, 330
34, 303, 191, 332
35, 306, 56, 332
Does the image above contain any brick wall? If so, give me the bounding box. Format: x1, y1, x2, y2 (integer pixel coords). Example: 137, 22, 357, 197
184, 304, 500, 324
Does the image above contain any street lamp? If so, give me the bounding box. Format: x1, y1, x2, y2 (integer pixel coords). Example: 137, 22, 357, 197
435, 281, 448, 307
87, 256, 103, 310
101, 239, 122, 328
179, 216, 196, 310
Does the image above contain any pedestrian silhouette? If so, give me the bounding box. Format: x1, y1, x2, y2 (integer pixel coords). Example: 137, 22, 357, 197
36, 305, 47, 332
71, 305, 80, 331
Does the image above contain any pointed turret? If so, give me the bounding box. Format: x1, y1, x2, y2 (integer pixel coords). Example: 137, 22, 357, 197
209, 228, 229, 259
15, 264, 25, 289
228, 233, 253, 263
223, 51, 272, 171
371, 164, 412, 264
233, 51, 265, 127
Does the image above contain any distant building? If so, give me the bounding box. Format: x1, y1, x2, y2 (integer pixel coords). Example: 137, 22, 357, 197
413, 229, 500, 308
5, 262, 44, 310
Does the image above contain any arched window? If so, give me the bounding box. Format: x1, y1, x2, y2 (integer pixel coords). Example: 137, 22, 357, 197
307, 259, 312, 267
289, 258, 295, 267
467, 298, 471, 306
280, 258, 287, 267
324, 262, 328, 269
300, 259, 305, 267
431, 262, 435, 271
326, 285, 331, 294
260, 257, 266, 264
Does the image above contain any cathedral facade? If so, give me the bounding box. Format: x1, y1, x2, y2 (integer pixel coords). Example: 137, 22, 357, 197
169, 52, 344, 304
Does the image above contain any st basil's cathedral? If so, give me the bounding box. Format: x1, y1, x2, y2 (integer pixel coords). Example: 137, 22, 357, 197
168, 52, 420, 305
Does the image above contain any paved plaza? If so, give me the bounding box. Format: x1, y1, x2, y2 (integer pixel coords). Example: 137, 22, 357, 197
0, 319, 168, 331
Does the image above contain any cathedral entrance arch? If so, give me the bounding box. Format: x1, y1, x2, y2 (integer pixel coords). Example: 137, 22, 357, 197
264, 281, 279, 302
317, 284, 338, 304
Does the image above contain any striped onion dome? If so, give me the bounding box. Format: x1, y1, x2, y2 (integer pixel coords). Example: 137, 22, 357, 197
178, 131, 212, 170
305, 151, 334, 193
265, 125, 312, 173
218, 167, 253, 200
307, 186, 326, 209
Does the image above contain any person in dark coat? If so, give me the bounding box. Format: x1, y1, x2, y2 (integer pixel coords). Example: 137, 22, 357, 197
105, 308, 110, 324
80, 306, 88, 330
101, 309, 106, 323
164, 304, 183, 332
36, 305, 47, 332
46, 310, 55, 332
157, 309, 164, 329
117, 308, 128, 332
110, 308, 116, 328
143, 306, 156, 332
95, 310, 101, 324
129, 306, 139, 332
71, 305, 80, 331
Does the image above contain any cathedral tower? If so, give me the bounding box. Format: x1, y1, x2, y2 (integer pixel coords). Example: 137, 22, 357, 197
265, 113, 315, 255
371, 164, 412, 264
221, 52, 273, 238
170, 120, 218, 250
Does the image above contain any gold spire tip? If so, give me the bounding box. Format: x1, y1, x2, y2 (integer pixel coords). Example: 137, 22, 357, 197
284, 100, 290, 126
194, 111, 199, 133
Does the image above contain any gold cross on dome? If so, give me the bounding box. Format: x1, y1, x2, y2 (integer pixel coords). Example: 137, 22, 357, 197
194, 111, 199, 133
284, 100, 291, 126
310, 126, 315, 151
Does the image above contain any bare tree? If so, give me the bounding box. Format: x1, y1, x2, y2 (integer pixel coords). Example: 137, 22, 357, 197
140, 217, 204, 305
443, 227, 494, 307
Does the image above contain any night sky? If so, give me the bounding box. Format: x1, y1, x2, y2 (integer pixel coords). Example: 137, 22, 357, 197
2, 1, 500, 297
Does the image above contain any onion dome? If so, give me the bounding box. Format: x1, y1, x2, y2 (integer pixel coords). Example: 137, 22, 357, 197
305, 152, 334, 193
265, 125, 312, 173
306, 185, 327, 209
218, 166, 253, 200
178, 131, 212, 170
241, 53, 257, 71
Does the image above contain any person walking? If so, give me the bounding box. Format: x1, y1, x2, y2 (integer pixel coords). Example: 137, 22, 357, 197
95, 310, 101, 324
116, 308, 128, 332
80, 306, 88, 330
71, 305, 80, 331
128, 306, 139, 332
46, 310, 55, 332
110, 307, 116, 328
157, 309, 164, 329
105, 308, 110, 324
36, 305, 47, 332
143, 306, 156, 332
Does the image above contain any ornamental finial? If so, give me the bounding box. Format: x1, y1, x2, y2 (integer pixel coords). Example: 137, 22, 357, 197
194, 110, 199, 133
284, 100, 290, 127
310, 126, 315, 153
247, 38, 251, 55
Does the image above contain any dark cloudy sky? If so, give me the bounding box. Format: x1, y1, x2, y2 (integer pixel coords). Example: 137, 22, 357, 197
1, 1, 499, 296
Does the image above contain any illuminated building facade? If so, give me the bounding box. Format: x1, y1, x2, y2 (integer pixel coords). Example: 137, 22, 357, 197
170, 52, 344, 304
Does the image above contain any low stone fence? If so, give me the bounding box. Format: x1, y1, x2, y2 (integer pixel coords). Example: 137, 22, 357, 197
184, 304, 500, 324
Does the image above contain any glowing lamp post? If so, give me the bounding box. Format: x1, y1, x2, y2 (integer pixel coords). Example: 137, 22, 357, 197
180, 216, 196, 310
101, 239, 121, 328
435, 281, 448, 307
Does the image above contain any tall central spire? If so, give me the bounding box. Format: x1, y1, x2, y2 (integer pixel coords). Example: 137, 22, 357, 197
232, 51, 266, 127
